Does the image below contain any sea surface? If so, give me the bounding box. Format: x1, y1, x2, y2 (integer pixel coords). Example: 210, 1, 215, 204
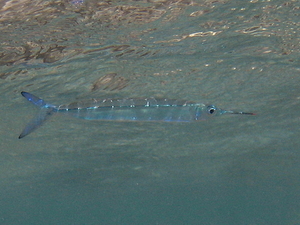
1, 0, 300, 224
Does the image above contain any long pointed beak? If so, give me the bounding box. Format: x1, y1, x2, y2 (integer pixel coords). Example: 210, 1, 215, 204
223, 110, 255, 115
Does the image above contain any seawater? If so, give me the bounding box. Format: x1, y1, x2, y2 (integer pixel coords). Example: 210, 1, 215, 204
0, 0, 300, 224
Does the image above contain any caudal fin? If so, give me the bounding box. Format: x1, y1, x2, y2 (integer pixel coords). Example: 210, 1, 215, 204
19, 92, 56, 139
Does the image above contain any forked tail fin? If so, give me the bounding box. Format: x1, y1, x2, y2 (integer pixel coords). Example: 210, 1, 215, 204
19, 92, 56, 139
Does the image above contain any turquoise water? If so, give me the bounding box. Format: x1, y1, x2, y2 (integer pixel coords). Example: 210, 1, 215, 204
1, 0, 300, 224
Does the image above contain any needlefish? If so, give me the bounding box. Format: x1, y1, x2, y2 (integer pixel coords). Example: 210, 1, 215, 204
18, 91, 255, 139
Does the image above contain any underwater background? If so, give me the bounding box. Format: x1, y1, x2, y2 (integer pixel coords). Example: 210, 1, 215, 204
1, 0, 300, 224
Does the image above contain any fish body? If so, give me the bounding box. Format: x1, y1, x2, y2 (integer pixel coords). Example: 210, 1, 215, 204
57, 98, 211, 122
19, 92, 254, 139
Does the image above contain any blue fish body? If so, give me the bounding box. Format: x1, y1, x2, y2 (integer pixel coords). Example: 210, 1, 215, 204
57, 98, 213, 122
19, 92, 254, 139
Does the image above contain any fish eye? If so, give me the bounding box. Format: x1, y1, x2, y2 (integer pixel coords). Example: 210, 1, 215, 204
207, 106, 216, 114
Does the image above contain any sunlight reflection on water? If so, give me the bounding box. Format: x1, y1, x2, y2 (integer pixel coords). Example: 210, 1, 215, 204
1, 0, 300, 224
